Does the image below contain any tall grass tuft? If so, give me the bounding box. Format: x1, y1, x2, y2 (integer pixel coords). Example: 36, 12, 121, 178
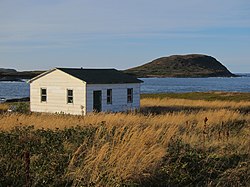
68, 122, 179, 186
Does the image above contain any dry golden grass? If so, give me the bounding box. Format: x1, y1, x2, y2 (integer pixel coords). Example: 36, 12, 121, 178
68, 122, 177, 186
66, 109, 248, 185
0, 98, 249, 185
0, 109, 248, 131
141, 97, 250, 109
0, 103, 9, 111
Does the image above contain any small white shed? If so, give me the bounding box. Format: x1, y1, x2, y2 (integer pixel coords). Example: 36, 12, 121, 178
28, 68, 143, 115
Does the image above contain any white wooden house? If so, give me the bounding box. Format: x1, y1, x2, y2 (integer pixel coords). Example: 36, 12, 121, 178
28, 68, 143, 115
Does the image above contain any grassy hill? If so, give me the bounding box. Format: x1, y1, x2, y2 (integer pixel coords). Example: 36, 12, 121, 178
124, 54, 236, 78
0, 68, 44, 81
0, 68, 17, 73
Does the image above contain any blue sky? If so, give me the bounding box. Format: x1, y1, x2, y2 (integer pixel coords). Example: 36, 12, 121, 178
0, 0, 249, 72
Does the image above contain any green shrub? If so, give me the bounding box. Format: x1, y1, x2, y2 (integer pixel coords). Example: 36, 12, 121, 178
0, 126, 96, 186
8, 102, 30, 113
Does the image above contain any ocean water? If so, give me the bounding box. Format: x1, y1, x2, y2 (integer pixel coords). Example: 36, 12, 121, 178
140, 75, 250, 93
0, 75, 250, 100
0, 81, 30, 100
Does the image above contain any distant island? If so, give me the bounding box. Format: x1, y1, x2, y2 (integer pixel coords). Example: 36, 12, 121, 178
1, 54, 237, 81
0, 68, 43, 81
124, 54, 236, 78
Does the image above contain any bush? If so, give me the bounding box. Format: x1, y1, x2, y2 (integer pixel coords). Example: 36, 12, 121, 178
153, 139, 250, 187
8, 102, 30, 113
0, 126, 96, 186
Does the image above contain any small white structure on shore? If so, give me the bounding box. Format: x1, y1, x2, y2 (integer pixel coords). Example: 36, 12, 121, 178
28, 68, 143, 115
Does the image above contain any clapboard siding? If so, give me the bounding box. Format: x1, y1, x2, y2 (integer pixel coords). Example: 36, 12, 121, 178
30, 69, 86, 115
86, 83, 140, 113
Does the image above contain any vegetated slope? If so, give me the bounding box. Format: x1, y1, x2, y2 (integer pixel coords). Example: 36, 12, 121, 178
0, 68, 17, 73
0, 68, 44, 81
124, 54, 236, 78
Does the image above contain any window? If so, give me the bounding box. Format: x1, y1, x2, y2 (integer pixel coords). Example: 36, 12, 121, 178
41, 88, 47, 102
107, 89, 112, 104
67, 89, 73, 104
127, 88, 133, 103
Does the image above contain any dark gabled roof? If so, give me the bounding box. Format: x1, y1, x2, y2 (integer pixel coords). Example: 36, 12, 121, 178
57, 68, 143, 84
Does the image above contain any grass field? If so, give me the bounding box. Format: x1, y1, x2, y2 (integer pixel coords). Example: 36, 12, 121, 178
141, 92, 250, 101
0, 92, 249, 186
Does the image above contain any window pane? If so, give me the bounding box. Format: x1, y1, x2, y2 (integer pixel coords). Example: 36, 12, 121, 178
41, 89, 46, 95
68, 97, 73, 103
128, 96, 131, 102
41, 96, 47, 102
107, 89, 111, 96
127, 88, 133, 103
68, 89, 73, 96
128, 89, 131, 95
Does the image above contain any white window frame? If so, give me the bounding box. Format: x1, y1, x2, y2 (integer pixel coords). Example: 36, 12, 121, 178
41, 88, 47, 102
67, 89, 74, 104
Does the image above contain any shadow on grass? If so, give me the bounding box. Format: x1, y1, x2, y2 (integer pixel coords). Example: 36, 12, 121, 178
140, 106, 250, 115
148, 139, 250, 187
140, 106, 207, 115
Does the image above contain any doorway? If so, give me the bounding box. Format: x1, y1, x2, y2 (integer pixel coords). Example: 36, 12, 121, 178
93, 90, 102, 112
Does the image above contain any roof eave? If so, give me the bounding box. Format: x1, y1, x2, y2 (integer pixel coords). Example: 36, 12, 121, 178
28, 68, 57, 83
28, 67, 143, 84
87, 81, 143, 84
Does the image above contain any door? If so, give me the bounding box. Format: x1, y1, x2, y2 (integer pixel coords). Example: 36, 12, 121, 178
93, 90, 102, 112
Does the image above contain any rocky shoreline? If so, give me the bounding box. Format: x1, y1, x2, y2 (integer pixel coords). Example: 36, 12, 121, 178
0, 97, 30, 103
